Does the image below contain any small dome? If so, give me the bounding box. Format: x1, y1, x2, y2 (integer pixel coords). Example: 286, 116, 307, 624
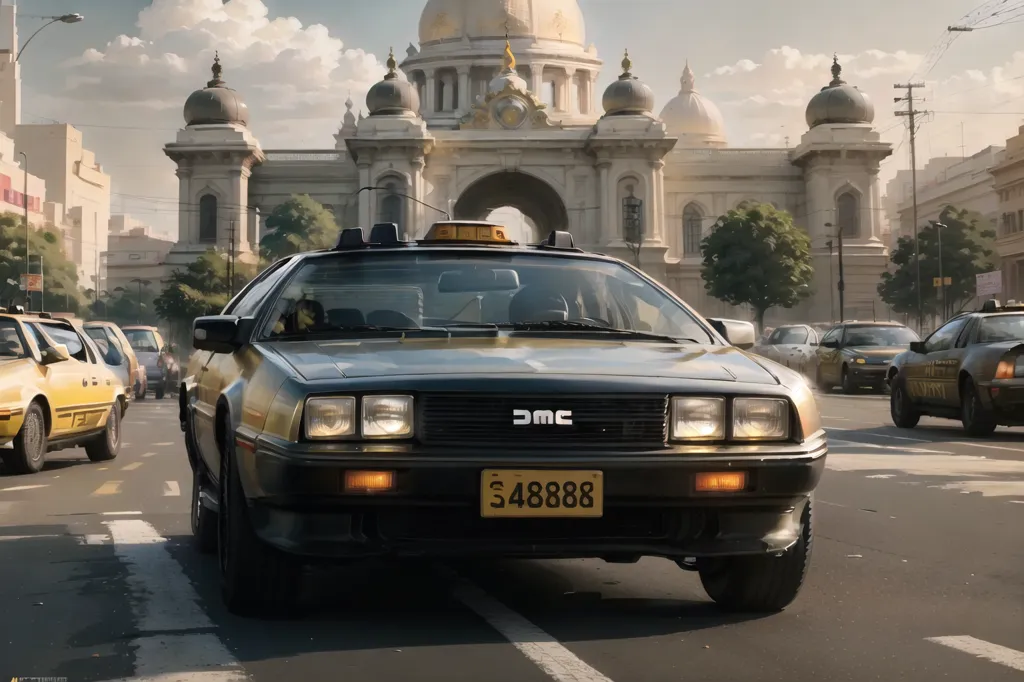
367, 48, 420, 116
659, 62, 727, 146
805, 56, 875, 128
488, 41, 530, 95
602, 50, 655, 116
183, 53, 249, 127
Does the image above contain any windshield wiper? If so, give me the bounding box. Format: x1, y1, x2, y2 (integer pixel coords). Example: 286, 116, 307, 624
272, 325, 451, 340
504, 321, 695, 343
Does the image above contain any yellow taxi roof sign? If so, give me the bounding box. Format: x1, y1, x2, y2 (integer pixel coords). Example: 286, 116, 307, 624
424, 221, 515, 244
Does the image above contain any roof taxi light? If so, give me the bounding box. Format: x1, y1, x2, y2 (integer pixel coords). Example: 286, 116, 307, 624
423, 221, 515, 244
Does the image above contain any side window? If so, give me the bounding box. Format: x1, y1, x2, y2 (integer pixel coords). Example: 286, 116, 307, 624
36, 323, 90, 362
820, 328, 840, 346
924, 317, 969, 353
955, 317, 978, 348
777, 327, 809, 345
224, 259, 293, 317
767, 329, 784, 344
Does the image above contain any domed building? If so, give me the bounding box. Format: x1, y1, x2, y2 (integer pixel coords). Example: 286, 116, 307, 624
165, 2, 893, 325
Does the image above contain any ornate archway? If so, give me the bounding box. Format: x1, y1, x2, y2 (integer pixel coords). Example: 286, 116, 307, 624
454, 171, 569, 241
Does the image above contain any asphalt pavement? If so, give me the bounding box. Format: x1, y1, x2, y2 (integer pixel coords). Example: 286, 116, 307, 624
1, 391, 1022, 681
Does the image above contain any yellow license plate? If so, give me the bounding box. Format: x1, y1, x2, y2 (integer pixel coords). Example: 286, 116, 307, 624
481, 470, 604, 518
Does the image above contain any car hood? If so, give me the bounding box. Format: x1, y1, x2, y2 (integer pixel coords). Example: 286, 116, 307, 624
846, 346, 907, 358
266, 337, 780, 384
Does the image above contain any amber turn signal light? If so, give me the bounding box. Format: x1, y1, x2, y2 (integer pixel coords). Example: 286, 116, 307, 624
695, 471, 747, 492
344, 470, 396, 494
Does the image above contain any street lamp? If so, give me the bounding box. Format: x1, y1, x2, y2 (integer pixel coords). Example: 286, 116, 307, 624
17, 14, 84, 62
19, 151, 27, 288
826, 222, 845, 322
933, 221, 948, 320
130, 278, 151, 324
622, 185, 644, 268
825, 238, 835, 323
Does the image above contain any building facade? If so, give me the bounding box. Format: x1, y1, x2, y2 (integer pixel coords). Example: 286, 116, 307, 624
992, 124, 1024, 301
164, 0, 892, 325
104, 222, 175, 295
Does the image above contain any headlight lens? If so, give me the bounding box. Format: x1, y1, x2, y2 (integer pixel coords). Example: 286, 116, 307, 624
671, 397, 725, 441
853, 357, 867, 364
733, 398, 789, 441
304, 397, 356, 439
362, 395, 414, 438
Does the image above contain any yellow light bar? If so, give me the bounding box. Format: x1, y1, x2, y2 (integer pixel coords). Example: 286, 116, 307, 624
424, 221, 513, 244
695, 472, 748, 493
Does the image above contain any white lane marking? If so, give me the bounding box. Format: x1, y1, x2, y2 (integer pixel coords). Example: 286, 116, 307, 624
79, 534, 109, 545
449, 573, 615, 682
92, 481, 123, 496
163, 481, 181, 497
951, 441, 1024, 454
0, 484, 49, 492
153, 442, 174, 447
142, 452, 156, 458
101, 511, 143, 516
818, 500, 848, 508
827, 439, 952, 454
926, 636, 1024, 672
828, 453, 1024, 478
122, 462, 143, 471
930, 481, 1024, 497
105, 520, 248, 681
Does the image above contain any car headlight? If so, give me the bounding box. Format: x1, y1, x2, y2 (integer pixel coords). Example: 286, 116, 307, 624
853, 357, 867, 364
733, 398, 789, 441
304, 397, 356, 439
671, 397, 725, 441
362, 395, 414, 438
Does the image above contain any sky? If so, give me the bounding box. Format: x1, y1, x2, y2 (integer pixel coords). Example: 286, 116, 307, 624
14, 0, 1024, 239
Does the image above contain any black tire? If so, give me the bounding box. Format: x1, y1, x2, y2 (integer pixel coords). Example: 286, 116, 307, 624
841, 365, 856, 394
890, 373, 920, 428
960, 380, 997, 438
155, 385, 165, 400
698, 497, 814, 613
218, 418, 302, 616
1, 402, 47, 475
85, 402, 122, 462
191, 467, 218, 554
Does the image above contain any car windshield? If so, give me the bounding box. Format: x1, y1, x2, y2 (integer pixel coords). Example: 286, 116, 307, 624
0, 319, 26, 358
85, 327, 124, 365
844, 325, 919, 347
124, 329, 160, 353
260, 252, 715, 343
978, 314, 1024, 343
773, 327, 809, 344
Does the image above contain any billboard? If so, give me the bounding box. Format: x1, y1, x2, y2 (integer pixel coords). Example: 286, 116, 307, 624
20, 273, 42, 293
976, 271, 1002, 298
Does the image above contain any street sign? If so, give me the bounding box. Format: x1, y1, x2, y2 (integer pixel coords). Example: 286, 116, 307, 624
943, 277, 952, 286
20, 274, 42, 293
976, 271, 1002, 298
933, 277, 941, 287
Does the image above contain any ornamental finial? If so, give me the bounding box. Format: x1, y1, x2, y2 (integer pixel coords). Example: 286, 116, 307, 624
621, 49, 632, 78
208, 51, 224, 87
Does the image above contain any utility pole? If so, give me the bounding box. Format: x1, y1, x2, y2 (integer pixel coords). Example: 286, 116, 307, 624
228, 218, 236, 297
894, 82, 928, 333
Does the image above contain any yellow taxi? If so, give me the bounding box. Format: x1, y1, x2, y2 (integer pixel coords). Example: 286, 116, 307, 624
0, 308, 125, 475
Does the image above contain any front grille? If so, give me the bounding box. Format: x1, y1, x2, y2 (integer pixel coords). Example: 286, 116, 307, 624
420, 393, 668, 448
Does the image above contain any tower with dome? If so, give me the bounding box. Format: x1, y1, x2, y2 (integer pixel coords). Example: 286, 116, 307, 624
164, 0, 892, 324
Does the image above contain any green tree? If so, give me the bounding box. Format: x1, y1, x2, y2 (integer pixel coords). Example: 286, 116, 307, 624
259, 194, 340, 261
700, 202, 814, 330
0, 212, 86, 313
878, 205, 996, 320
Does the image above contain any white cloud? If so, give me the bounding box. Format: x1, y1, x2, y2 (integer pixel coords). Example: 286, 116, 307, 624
30, 0, 386, 235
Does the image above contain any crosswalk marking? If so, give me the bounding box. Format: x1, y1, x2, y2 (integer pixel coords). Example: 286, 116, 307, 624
153, 442, 174, 447
927, 636, 1024, 672
141, 452, 155, 458
121, 462, 143, 471
163, 481, 181, 497
92, 481, 122, 496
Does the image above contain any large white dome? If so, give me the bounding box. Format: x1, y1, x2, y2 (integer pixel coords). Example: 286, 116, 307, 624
659, 62, 727, 147
419, 0, 586, 46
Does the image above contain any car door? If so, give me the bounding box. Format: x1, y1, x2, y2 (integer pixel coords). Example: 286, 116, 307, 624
905, 316, 971, 406
774, 326, 813, 371
756, 328, 785, 364
816, 327, 843, 384
26, 322, 106, 437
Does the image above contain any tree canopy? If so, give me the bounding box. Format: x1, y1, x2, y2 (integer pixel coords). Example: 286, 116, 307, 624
0, 212, 85, 313
878, 205, 996, 320
259, 194, 340, 261
700, 202, 814, 330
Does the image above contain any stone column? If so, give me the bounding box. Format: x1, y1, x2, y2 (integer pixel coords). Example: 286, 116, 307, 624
411, 155, 426, 238
649, 159, 666, 245
457, 67, 470, 112
530, 63, 545, 98
597, 160, 614, 244
442, 73, 455, 111
174, 166, 192, 244
357, 162, 372, 227
868, 163, 882, 242
424, 68, 437, 114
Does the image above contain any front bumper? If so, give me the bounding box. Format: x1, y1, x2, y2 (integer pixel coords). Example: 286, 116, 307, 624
848, 364, 890, 385
233, 432, 828, 561
980, 377, 1024, 425
0, 407, 25, 443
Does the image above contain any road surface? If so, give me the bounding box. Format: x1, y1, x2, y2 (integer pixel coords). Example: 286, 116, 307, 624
1, 393, 1022, 681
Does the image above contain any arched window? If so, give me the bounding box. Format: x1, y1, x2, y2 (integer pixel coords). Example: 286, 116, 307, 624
198, 194, 217, 243
435, 79, 446, 112
379, 182, 404, 237
836, 191, 860, 239
683, 203, 703, 257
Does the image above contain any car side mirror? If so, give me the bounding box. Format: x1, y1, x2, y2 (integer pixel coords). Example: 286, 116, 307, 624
40, 343, 71, 365
193, 316, 252, 353
820, 340, 838, 349
909, 341, 927, 354
708, 318, 756, 350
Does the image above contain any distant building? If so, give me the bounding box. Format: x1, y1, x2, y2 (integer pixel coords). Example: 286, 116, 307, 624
883, 159, 961, 247
0, 130, 44, 221
991, 124, 1024, 301
104, 220, 175, 295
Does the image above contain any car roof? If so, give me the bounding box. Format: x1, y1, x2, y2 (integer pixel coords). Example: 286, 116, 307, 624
839, 321, 908, 327
121, 325, 158, 331
295, 243, 626, 265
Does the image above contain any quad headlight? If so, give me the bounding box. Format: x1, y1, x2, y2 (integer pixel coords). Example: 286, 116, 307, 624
670, 396, 790, 442
303, 395, 414, 440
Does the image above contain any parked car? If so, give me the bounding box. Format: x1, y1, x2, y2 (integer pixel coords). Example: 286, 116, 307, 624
83, 321, 145, 403
121, 326, 174, 399
752, 324, 819, 378
814, 321, 919, 393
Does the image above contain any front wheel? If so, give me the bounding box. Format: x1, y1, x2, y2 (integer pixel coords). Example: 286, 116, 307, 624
1, 401, 47, 475
890, 373, 920, 428
191, 467, 218, 554
960, 380, 997, 438
697, 498, 814, 613
841, 365, 856, 394
85, 402, 121, 462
